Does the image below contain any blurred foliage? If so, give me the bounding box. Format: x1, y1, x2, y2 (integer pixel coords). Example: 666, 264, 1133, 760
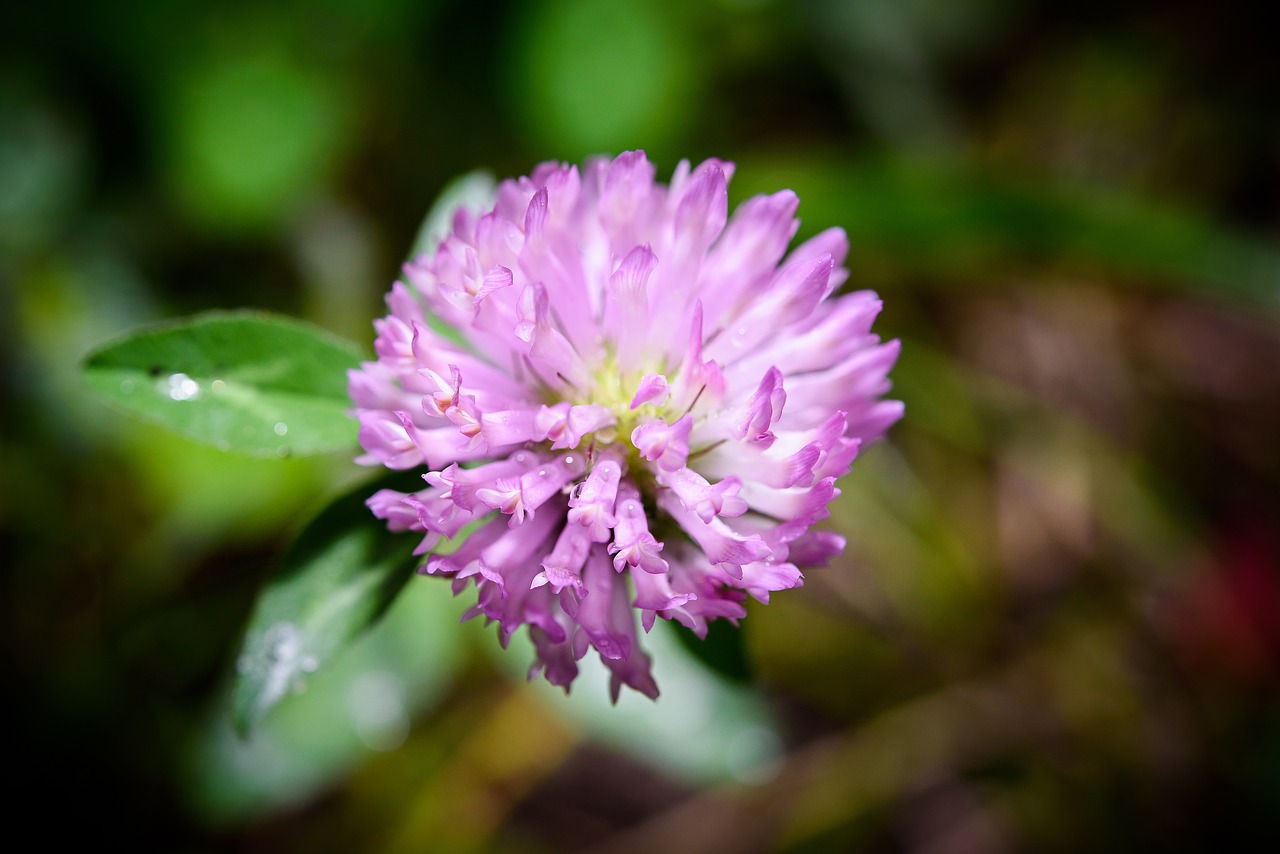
3, 0, 1278, 851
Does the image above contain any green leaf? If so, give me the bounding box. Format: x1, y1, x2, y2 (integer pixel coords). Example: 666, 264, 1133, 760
188, 575, 465, 825
82, 310, 364, 456
230, 471, 423, 734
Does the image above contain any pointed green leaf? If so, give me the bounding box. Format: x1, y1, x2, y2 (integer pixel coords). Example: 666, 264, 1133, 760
231, 472, 423, 734
187, 579, 465, 824
82, 311, 363, 456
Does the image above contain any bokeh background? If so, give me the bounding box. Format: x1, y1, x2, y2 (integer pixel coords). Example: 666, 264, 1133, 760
4, 0, 1278, 850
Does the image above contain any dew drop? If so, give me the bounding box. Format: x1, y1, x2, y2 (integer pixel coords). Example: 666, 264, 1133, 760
300, 655, 319, 673
211, 379, 226, 391
538, 469, 547, 477
255, 622, 310, 700
274, 421, 288, 436
264, 622, 301, 663
119, 379, 134, 394
564, 456, 574, 465
165, 372, 200, 401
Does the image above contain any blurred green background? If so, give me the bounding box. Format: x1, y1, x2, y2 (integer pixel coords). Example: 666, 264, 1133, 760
4, 0, 1278, 850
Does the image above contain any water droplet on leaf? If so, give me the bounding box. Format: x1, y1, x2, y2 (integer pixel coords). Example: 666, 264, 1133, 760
264, 622, 301, 663
164, 372, 200, 401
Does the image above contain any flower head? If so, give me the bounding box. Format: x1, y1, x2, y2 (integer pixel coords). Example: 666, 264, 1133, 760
350, 152, 902, 699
